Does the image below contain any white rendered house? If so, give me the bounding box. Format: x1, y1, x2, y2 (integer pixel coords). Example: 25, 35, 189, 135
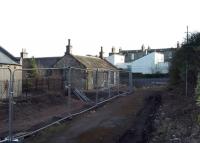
106, 52, 169, 74
106, 54, 125, 68
130, 52, 168, 74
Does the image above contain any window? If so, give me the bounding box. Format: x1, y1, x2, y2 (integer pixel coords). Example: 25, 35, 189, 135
131, 54, 134, 60
168, 52, 172, 59
127, 65, 132, 72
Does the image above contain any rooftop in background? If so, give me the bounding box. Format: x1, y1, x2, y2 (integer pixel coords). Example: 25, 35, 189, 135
119, 47, 177, 53
108, 46, 179, 63
22, 57, 61, 68
0, 46, 20, 65
73, 55, 117, 70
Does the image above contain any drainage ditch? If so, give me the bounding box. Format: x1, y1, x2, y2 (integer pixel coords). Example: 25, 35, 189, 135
117, 94, 162, 143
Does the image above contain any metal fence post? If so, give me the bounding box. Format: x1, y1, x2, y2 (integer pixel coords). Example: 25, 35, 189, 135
68, 67, 71, 114
108, 70, 111, 98
8, 80, 12, 142
129, 72, 133, 93
95, 69, 98, 105
118, 71, 120, 95
8, 68, 14, 142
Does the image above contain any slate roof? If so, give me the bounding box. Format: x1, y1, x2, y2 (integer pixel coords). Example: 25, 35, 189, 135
120, 47, 177, 53
23, 55, 117, 70
0, 46, 20, 65
73, 55, 117, 70
23, 57, 61, 68
34, 57, 61, 68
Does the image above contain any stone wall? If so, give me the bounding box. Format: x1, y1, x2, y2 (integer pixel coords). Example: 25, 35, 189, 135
53, 54, 87, 90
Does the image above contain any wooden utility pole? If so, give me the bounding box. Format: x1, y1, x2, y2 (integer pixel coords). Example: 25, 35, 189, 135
187, 26, 189, 43
186, 26, 189, 96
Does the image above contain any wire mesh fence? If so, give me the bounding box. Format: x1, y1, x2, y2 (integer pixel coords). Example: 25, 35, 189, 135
0, 67, 133, 141
132, 78, 169, 88
0, 68, 12, 142
0, 66, 169, 142
0, 68, 11, 100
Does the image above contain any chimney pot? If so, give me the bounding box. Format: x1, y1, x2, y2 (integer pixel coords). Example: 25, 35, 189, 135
119, 48, 122, 52
111, 47, 116, 53
99, 46, 104, 59
65, 39, 72, 55
141, 44, 145, 51
20, 48, 28, 59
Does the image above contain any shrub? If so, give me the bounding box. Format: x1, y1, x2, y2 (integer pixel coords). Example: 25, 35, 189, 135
169, 32, 200, 95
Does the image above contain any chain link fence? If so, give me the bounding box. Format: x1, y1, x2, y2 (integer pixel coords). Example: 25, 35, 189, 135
0, 68, 12, 142
132, 78, 169, 88
0, 67, 133, 142
0, 66, 169, 142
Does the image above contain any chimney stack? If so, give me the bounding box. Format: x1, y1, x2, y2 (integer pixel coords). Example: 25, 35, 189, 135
99, 46, 104, 59
141, 44, 145, 51
147, 45, 151, 50
119, 47, 122, 53
111, 47, 116, 53
20, 48, 28, 59
65, 39, 72, 55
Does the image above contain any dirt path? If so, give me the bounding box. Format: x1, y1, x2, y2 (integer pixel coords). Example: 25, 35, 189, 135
25, 88, 163, 143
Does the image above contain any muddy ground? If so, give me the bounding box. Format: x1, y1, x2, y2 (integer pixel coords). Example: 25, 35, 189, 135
0, 87, 128, 139
9, 87, 200, 143
150, 89, 200, 143
0, 93, 85, 138
24, 88, 163, 143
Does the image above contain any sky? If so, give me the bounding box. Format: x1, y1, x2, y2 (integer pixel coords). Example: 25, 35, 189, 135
0, 0, 200, 58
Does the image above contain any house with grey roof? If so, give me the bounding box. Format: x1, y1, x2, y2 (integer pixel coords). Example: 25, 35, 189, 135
110, 44, 179, 63
0, 46, 22, 99
22, 57, 61, 69
53, 45, 118, 90
22, 40, 118, 90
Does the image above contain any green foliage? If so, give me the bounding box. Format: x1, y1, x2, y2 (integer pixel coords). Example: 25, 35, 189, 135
196, 74, 200, 106
197, 115, 200, 125
28, 57, 39, 78
169, 32, 200, 94
196, 74, 200, 125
